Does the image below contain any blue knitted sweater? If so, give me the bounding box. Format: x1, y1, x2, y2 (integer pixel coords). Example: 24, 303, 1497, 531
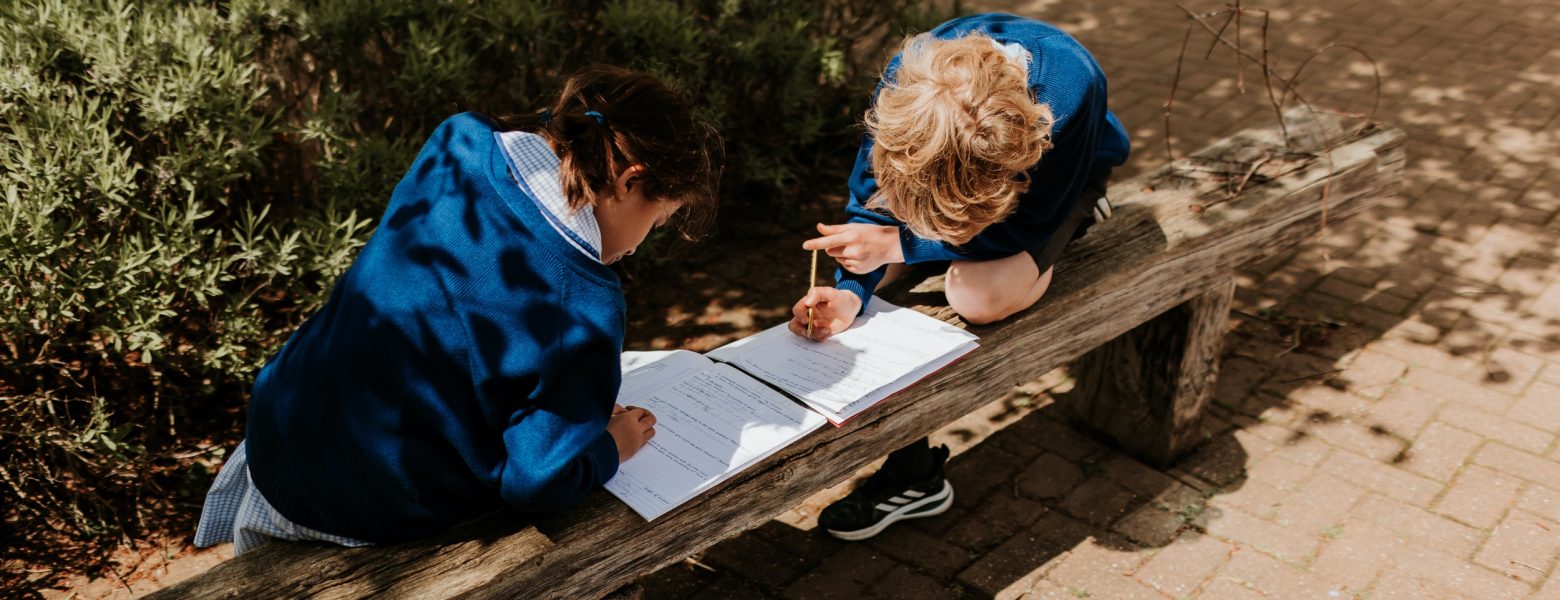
836, 13, 1131, 308
245, 113, 625, 543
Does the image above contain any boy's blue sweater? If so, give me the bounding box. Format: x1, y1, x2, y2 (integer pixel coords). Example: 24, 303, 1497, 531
837, 13, 1131, 308
245, 113, 625, 543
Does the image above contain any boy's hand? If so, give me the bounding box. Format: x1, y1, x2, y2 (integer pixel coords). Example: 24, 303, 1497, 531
803, 223, 903, 274
788, 286, 862, 341
608, 406, 656, 463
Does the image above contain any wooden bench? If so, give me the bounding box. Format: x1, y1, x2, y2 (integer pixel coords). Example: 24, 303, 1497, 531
151, 112, 1404, 599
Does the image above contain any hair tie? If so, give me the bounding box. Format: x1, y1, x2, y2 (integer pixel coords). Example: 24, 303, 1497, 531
584, 110, 607, 125
538, 110, 553, 126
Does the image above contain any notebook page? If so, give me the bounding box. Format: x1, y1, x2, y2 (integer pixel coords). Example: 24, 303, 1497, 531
605, 362, 827, 521
618, 350, 711, 400
707, 297, 978, 424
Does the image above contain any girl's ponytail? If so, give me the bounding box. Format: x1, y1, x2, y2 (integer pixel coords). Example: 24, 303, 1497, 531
521, 66, 722, 241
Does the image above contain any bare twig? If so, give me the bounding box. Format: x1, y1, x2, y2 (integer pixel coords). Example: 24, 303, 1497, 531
1203, 9, 1236, 60
1233, 151, 1272, 195
1234, 0, 1245, 94
1165, 25, 1196, 160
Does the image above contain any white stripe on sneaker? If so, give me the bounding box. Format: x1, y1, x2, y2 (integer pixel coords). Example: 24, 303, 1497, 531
902, 490, 925, 498
829, 480, 955, 542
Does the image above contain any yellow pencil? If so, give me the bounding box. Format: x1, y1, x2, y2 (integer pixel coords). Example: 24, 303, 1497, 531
807, 249, 818, 338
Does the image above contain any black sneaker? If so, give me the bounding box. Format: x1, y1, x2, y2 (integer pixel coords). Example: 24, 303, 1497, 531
818, 445, 953, 541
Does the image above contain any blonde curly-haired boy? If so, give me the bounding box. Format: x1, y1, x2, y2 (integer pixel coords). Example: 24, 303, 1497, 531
788, 13, 1130, 541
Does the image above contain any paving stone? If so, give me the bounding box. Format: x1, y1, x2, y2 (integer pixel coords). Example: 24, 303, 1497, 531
1208, 477, 1289, 523
1337, 349, 1410, 398
702, 529, 811, 591
1508, 380, 1560, 433
1266, 471, 1366, 535
1131, 532, 1234, 597
956, 531, 1068, 597
866, 564, 964, 600
1003, 414, 1098, 461
1286, 384, 1374, 421
1400, 421, 1484, 482
1213, 546, 1342, 598
944, 493, 1048, 554
1437, 404, 1554, 455
1196, 576, 1267, 600
1015, 453, 1085, 500
1368, 572, 1480, 600
1203, 504, 1322, 567
785, 544, 898, 594
1177, 430, 1271, 488
1109, 502, 1186, 548
1516, 484, 1560, 524
1097, 452, 1181, 498
1406, 366, 1522, 414
1058, 476, 1140, 528
1312, 520, 1401, 592
1434, 464, 1524, 530
1039, 537, 1161, 600
1319, 449, 1443, 507
1533, 575, 1560, 600
865, 522, 978, 581
1263, 432, 1334, 468
1213, 356, 1275, 414
1351, 493, 1485, 559
1362, 520, 1531, 599
1243, 453, 1315, 492
1369, 383, 1445, 439
640, 561, 717, 600
1474, 443, 1560, 486
1473, 510, 1560, 586
688, 572, 768, 600
1305, 418, 1411, 463
947, 442, 1030, 506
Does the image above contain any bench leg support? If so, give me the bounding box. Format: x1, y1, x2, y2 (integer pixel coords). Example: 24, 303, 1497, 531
1061, 278, 1236, 467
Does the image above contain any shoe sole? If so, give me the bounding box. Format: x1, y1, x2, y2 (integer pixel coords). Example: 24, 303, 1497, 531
825, 480, 954, 541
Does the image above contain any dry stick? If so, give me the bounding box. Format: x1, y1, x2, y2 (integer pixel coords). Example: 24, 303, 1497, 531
1257, 9, 1287, 142
1273, 44, 1385, 266
1279, 43, 1385, 122
1203, 9, 1237, 60
1175, 4, 1301, 142
1234, 0, 1246, 94
1164, 24, 1197, 160
1233, 151, 1272, 196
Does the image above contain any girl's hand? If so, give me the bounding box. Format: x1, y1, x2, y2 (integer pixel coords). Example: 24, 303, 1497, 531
803, 223, 903, 274
608, 406, 656, 463
788, 287, 862, 341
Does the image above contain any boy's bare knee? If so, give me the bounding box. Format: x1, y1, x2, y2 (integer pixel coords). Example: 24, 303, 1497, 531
945, 264, 1012, 325
952, 302, 1008, 325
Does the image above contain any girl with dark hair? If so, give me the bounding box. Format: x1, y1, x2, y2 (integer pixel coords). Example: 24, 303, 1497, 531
193, 66, 721, 553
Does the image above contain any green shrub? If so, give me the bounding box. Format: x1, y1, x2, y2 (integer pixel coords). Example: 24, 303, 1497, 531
0, 0, 954, 585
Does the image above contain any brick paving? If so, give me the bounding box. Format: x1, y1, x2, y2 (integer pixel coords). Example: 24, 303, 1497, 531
638, 0, 1560, 598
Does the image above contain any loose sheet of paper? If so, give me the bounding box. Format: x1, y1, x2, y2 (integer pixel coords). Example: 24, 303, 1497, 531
708, 297, 978, 424
605, 357, 826, 521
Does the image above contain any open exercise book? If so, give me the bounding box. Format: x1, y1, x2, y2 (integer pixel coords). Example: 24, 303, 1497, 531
605, 297, 978, 521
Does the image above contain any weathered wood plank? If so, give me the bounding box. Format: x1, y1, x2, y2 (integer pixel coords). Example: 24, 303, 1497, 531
1065, 278, 1236, 466
151, 114, 1405, 600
